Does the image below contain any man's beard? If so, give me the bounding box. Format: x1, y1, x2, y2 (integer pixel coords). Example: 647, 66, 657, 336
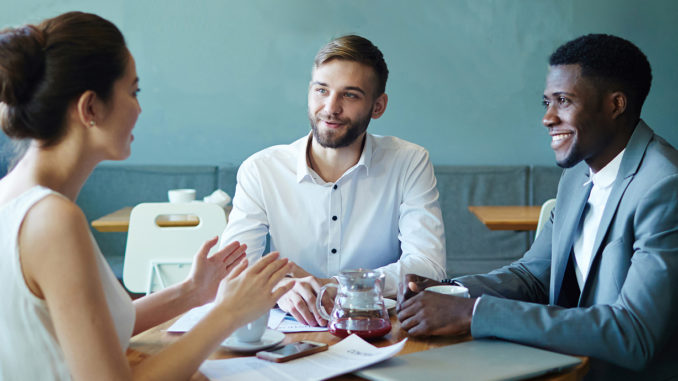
309, 109, 372, 148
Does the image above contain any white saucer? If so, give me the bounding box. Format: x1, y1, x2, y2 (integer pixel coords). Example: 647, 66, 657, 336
221, 329, 285, 352
384, 298, 396, 312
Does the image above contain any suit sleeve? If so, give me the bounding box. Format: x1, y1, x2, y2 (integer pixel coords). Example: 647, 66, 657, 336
469, 175, 678, 371
454, 209, 554, 304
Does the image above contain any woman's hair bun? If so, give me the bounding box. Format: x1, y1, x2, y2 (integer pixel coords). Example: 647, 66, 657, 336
1, 12, 127, 144
0, 25, 46, 106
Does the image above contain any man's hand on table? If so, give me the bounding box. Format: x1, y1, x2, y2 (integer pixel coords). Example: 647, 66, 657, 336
397, 276, 476, 337
396, 274, 445, 308
274, 262, 337, 327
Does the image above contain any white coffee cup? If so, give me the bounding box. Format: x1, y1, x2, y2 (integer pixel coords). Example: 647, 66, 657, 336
426, 285, 470, 298
167, 189, 196, 203
233, 310, 269, 343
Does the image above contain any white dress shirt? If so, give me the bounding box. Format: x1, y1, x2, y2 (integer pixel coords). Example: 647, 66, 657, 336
220, 133, 447, 296
573, 149, 626, 288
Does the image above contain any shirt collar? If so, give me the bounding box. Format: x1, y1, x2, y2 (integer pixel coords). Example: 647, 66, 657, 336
357, 133, 373, 174
583, 149, 626, 188
296, 132, 374, 183
296, 132, 315, 183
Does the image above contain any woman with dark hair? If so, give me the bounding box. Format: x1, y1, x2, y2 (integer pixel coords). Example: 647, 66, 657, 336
0, 11, 293, 380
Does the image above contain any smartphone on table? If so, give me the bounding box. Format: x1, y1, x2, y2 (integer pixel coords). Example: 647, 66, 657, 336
256, 340, 328, 363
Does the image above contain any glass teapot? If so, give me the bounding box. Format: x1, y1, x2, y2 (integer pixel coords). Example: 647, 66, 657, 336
316, 269, 391, 339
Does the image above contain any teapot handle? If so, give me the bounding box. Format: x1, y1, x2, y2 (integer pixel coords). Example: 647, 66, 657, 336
316, 283, 338, 321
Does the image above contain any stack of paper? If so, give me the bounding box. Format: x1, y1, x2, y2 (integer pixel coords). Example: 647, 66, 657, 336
199, 334, 407, 381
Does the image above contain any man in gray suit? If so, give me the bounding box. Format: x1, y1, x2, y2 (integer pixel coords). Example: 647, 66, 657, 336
397, 34, 678, 379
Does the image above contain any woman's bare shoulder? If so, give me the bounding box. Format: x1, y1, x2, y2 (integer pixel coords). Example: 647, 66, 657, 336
19, 194, 95, 298
23, 194, 88, 236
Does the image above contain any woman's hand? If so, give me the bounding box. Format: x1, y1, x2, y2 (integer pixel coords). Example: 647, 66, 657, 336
214, 252, 294, 326
185, 237, 247, 306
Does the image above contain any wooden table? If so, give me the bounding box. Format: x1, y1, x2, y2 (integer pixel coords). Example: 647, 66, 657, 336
127, 314, 588, 380
91, 206, 231, 233
468, 205, 542, 231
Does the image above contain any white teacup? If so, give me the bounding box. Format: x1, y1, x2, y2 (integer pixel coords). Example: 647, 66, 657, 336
233, 310, 269, 343
426, 285, 470, 298
168, 189, 196, 203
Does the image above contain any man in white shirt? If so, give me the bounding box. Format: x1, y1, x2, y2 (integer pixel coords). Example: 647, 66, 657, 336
220, 35, 446, 326
397, 34, 678, 379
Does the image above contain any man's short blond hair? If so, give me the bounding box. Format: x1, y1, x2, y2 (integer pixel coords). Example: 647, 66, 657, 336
314, 35, 389, 96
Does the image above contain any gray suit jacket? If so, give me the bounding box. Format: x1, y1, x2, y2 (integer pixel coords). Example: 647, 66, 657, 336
457, 121, 678, 380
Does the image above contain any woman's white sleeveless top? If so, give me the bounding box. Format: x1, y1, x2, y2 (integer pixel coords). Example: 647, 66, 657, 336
0, 186, 135, 380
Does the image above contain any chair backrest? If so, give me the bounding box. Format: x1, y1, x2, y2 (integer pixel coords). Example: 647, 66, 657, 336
535, 198, 556, 238
122, 202, 226, 294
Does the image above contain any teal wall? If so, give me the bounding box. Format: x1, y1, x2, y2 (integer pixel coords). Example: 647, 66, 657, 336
2, 0, 677, 167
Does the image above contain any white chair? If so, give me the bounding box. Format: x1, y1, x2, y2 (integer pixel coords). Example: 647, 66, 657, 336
122, 202, 226, 294
535, 198, 556, 238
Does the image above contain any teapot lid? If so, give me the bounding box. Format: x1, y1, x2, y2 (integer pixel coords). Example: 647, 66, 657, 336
337, 268, 386, 291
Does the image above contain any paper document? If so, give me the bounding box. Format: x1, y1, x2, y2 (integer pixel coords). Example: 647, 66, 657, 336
167, 302, 214, 332
272, 309, 328, 332
168, 304, 327, 333
267, 308, 287, 329
199, 334, 407, 381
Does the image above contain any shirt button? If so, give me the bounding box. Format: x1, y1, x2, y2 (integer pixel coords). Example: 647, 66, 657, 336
333, 184, 338, 190
331, 249, 337, 254
332, 216, 337, 221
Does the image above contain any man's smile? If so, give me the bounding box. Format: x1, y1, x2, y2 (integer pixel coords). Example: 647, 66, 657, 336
550, 131, 574, 149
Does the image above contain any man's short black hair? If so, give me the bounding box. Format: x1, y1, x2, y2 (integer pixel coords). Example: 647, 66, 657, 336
549, 34, 652, 116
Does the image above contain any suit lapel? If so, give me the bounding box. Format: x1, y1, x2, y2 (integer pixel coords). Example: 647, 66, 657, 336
551, 170, 592, 304
580, 121, 653, 301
